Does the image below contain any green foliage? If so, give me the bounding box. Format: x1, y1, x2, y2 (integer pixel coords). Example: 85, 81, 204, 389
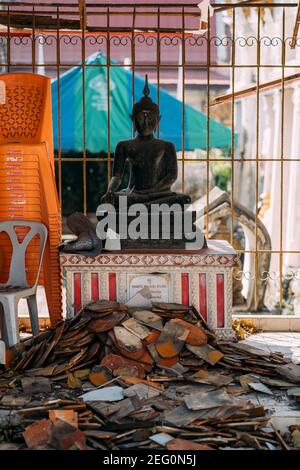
211, 158, 232, 192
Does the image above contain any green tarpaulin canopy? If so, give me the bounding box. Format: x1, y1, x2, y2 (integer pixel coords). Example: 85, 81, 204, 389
52, 52, 236, 153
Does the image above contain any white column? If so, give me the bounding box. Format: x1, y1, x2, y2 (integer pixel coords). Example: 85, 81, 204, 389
285, 85, 300, 268
37, 38, 46, 76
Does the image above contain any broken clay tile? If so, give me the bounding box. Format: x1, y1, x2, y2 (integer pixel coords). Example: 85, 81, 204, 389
191, 371, 234, 387
81, 386, 124, 402
184, 389, 233, 411
155, 337, 182, 359
122, 318, 150, 340
60, 430, 87, 450
166, 438, 213, 451
163, 404, 207, 427
144, 329, 161, 345
126, 287, 152, 307
118, 361, 146, 378
156, 320, 189, 358
130, 406, 158, 422
230, 342, 271, 357
172, 318, 208, 346
239, 374, 259, 392
58, 329, 92, 347
248, 382, 273, 395
90, 401, 122, 417
124, 383, 161, 401
67, 373, 82, 389
113, 326, 144, 352
260, 377, 297, 388
115, 344, 147, 361
100, 354, 145, 377
155, 321, 189, 358
164, 362, 189, 377
162, 320, 190, 342
34, 323, 65, 368
1, 392, 32, 407
187, 344, 224, 365
131, 310, 163, 329
52, 348, 88, 376
287, 387, 300, 398
23, 419, 53, 449
49, 409, 78, 428
89, 365, 113, 387
100, 354, 124, 371
291, 429, 300, 449
276, 364, 300, 384
113, 365, 141, 378
152, 302, 190, 312
180, 357, 205, 368
50, 419, 86, 450
85, 300, 120, 313
147, 343, 179, 367
119, 376, 164, 390
149, 433, 174, 446
21, 376, 52, 394
135, 349, 154, 367
88, 312, 125, 333
74, 369, 90, 380
24, 365, 57, 377
85, 342, 101, 362
111, 395, 142, 421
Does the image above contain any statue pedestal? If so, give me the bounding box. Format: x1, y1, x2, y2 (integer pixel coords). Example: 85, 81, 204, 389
60, 240, 238, 339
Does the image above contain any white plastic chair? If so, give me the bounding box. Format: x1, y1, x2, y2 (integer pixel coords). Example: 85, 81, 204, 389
0, 221, 48, 347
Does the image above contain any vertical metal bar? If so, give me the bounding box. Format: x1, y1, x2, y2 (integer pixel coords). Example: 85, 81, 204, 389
107, 7, 111, 182
280, 8, 286, 306
255, 7, 261, 309
79, 0, 86, 30
206, 8, 211, 240
131, 7, 136, 138
181, 7, 185, 192
7, 6, 10, 72
157, 7, 161, 138
230, 8, 236, 247
56, 7, 62, 210
81, 4, 87, 214
32, 5, 36, 73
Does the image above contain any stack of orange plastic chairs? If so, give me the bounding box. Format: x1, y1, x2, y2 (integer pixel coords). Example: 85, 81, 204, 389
0, 73, 62, 325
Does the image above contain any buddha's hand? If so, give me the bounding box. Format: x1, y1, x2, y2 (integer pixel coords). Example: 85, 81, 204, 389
101, 191, 115, 205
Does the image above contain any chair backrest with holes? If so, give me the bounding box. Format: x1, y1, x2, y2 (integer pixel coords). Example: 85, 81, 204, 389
0, 221, 47, 288
0, 73, 54, 162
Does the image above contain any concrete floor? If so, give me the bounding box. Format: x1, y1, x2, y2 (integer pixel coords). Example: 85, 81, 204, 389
241, 332, 300, 364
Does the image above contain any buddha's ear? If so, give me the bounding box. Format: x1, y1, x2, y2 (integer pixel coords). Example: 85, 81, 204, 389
129, 113, 133, 121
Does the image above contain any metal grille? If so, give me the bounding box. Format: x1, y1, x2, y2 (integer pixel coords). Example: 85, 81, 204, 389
1, 1, 300, 313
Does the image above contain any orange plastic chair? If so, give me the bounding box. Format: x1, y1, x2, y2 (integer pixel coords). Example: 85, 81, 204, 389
0, 73, 62, 325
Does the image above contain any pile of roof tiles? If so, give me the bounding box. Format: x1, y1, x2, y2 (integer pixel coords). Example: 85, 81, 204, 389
0, 300, 299, 450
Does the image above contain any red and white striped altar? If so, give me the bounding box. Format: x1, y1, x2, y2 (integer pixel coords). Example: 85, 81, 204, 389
60, 240, 238, 339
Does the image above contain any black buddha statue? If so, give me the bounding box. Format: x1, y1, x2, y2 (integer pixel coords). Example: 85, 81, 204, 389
61, 76, 200, 253
101, 75, 191, 208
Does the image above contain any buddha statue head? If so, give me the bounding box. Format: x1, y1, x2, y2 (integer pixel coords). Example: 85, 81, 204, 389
130, 75, 161, 136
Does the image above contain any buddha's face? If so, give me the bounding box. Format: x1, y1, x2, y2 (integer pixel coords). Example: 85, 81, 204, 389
133, 110, 159, 136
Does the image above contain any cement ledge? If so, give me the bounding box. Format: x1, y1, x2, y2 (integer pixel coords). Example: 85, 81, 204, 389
233, 314, 300, 332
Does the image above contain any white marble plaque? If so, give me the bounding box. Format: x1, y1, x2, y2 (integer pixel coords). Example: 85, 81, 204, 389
127, 273, 170, 303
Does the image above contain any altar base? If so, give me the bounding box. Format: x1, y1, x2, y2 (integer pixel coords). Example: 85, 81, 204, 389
60, 240, 238, 339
